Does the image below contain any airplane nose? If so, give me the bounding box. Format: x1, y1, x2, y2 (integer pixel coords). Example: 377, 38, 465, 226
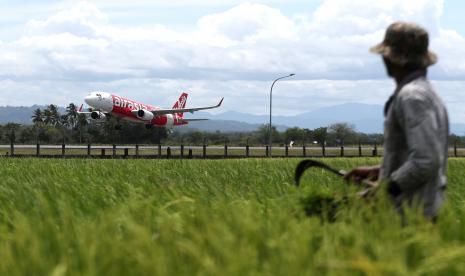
84, 94, 94, 105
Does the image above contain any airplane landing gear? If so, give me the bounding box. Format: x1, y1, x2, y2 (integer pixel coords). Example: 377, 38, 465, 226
115, 125, 122, 130
145, 124, 153, 129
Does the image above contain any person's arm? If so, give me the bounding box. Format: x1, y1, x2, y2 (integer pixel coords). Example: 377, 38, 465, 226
344, 165, 380, 183
389, 94, 441, 192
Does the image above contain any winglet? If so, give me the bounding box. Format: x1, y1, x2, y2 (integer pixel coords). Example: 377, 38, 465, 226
217, 97, 224, 107
79, 104, 83, 112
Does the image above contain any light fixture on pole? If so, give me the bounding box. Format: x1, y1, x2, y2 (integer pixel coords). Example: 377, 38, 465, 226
269, 73, 295, 157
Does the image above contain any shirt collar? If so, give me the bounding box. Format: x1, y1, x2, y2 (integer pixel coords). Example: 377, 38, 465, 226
384, 69, 427, 116
395, 69, 427, 94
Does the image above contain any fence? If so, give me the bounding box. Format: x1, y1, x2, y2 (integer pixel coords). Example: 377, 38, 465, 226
0, 141, 464, 159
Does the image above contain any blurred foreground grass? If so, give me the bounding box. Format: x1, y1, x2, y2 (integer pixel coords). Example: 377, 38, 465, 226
1, 158, 465, 275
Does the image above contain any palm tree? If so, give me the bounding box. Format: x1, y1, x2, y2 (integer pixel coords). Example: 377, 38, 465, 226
59, 114, 69, 128
31, 108, 45, 143
66, 103, 78, 128
42, 104, 61, 126
5, 123, 20, 143
48, 104, 60, 126
43, 107, 52, 125
31, 108, 44, 124
77, 113, 88, 144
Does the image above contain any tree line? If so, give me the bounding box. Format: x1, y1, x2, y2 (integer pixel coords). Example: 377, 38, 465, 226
0, 103, 462, 146
0, 103, 380, 146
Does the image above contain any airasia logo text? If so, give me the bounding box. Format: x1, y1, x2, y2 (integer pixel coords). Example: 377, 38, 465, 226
113, 95, 149, 111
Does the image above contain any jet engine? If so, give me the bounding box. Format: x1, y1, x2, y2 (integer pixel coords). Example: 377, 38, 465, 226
137, 109, 154, 121
91, 111, 106, 121
165, 114, 174, 128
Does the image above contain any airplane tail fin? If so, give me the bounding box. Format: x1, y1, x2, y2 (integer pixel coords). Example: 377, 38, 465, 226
172, 92, 188, 118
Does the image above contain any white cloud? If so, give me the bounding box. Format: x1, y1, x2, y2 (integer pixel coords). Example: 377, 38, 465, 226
432, 29, 465, 78
26, 2, 108, 37
92, 0, 312, 8
309, 0, 444, 36
0, 0, 462, 81
196, 3, 298, 43
1, 0, 465, 123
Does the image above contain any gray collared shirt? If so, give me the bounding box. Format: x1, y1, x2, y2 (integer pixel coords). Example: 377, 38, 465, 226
380, 70, 449, 218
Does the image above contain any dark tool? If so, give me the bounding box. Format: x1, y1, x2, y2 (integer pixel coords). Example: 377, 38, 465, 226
295, 159, 347, 187
295, 159, 378, 198
295, 159, 380, 221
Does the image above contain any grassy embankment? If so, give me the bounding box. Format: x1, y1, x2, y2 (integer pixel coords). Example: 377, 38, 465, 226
1, 158, 465, 275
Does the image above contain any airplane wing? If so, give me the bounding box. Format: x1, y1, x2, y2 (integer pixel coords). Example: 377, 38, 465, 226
77, 104, 109, 115
148, 98, 223, 116
77, 104, 93, 114
179, 118, 209, 123
77, 111, 93, 115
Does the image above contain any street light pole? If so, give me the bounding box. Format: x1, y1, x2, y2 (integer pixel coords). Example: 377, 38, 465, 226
269, 73, 295, 157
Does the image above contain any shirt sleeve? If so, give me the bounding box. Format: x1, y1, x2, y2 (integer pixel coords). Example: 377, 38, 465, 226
390, 94, 441, 191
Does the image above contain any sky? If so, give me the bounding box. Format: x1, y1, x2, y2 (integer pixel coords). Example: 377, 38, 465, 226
1, 0, 465, 124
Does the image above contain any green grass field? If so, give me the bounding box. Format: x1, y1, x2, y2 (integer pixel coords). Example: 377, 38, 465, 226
1, 158, 465, 275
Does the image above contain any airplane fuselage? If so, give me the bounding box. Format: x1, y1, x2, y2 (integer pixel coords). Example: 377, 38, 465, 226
84, 92, 183, 127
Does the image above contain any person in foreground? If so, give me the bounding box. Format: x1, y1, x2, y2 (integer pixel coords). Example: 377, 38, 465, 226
344, 22, 449, 220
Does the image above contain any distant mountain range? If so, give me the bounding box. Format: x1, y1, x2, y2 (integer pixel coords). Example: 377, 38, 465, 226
192, 103, 384, 133
0, 105, 48, 125
2, 103, 465, 135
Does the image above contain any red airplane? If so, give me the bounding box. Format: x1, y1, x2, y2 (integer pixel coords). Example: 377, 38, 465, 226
79, 91, 223, 129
